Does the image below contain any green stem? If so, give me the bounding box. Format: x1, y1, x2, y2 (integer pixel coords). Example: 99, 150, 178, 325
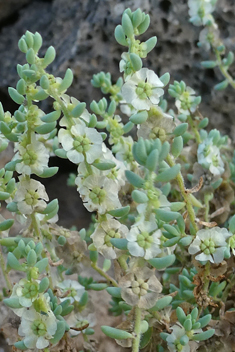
204, 194, 210, 223
132, 306, 142, 352
214, 49, 235, 90
166, 154, 198, 233
187, 113, 201, 144
0, 246, 12, 291
91, 262, 118, 287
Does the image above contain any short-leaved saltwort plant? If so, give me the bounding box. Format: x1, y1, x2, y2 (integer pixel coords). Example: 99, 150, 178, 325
0, 5, 235, 352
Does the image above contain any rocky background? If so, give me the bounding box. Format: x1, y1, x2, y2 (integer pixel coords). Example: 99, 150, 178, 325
0, 0, 234, 351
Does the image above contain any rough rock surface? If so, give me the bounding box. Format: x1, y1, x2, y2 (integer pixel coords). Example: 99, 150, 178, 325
0, 0, 234, 136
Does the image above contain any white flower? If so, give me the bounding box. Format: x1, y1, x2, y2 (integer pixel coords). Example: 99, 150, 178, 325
127, 216, 162, 260
11, 279, 39, 308
57, 279, 85, 303
188, 227, 232, 263
175, 86, 197, 115
67, 310, 96, 337
166, 324, 190, 352
91, 218, 129, 259
188, 0, 216, 26
119, 263, 162, 309
79, 175, 121, 214
122, 68, 164, 111
197, 138, 224, 176
14, 178, 49, 215
58, 120, 103, 164
18, 307, 57, 349
137, 107, 175, 141
198, 27, 220, 51
116, 136, 135, 168
15, 134, 49, 176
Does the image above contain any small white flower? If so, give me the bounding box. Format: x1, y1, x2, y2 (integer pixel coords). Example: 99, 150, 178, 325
79, 175, 121, 214
116, 136, 135, 168
58, 120, 103, 164
119, 262, 162, 309
127, 216, 162, 260
14, 177, 49, 215
57, 279, 85, 304
198, 27, 220, 51
166, 324, 190, 352
18, 307, 57, 349
188, 0, 216, 26
91, 218, 129, 259
137, 107, 175, 141
11, 279, 39, 308
122, 68, 164, 111
188, 227, 232, 263
67, 310, 96, 337
197, 138, 224, 176
175, 87, 197, 115
15, 134, 49, 176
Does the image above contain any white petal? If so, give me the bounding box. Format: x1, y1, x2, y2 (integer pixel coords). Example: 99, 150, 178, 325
132, 97, 152, 111
67, 150, 84, 164
36, 336, 49, 349
213, 247, 225, 264
24, 335, 38, 348
147, 70, 164, 87
195, 252, 213, 263
127, 242, 145, 257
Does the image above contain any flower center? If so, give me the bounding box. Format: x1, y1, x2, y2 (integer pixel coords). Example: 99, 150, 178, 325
131, 278, 149, 296
200, 238, 216, 255
149, 127, 166, 141
73, 135, 91, 153
180, 91, 191, 110
137, 231, 154, 249
22, 282, 39, 299
22, 149, 38, 165
212, 154, 219, 166
31, 319, 47, 336
136, 82, 152, 100
24, 189, 39, 206
104, 229, 120, 247
175, 340, 183, 352
89, 187, 106, 204
203, 144, 211, 157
